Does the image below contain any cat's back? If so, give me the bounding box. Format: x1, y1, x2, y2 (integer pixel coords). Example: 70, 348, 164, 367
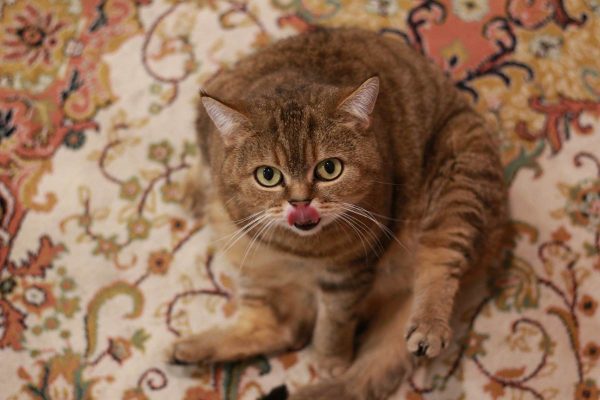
204, 28, 443, 97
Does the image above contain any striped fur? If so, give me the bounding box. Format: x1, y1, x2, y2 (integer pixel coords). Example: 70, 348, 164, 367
172, 28, 508, 399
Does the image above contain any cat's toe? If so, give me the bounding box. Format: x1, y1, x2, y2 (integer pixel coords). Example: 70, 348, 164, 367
405, 318, 451, 358
313, 353, 352, 379
170, 337, 214, 365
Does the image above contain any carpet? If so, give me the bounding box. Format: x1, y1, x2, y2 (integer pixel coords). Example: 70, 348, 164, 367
1, 1, 599, 399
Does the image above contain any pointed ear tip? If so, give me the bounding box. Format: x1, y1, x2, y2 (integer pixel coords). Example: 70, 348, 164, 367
367, 76, 380, 87
200, 90, 220, 106
200, 96, 217, 108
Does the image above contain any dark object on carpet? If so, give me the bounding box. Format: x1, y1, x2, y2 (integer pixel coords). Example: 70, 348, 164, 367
259, 385, 289, 400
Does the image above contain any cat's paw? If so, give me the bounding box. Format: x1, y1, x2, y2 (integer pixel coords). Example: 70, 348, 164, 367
405, 318, 451, 358
312, 353, 352, 378
170, 335, 214, 365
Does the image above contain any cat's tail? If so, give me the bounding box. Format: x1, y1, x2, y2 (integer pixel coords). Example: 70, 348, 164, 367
288, 294, 412, 400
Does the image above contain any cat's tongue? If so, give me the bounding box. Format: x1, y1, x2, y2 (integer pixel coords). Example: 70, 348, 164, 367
287, 204, 320, 227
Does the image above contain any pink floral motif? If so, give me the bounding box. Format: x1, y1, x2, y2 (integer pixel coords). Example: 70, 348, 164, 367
2, 5, 65, 66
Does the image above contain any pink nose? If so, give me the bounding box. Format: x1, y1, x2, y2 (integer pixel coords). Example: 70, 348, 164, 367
287, 202, 320, 226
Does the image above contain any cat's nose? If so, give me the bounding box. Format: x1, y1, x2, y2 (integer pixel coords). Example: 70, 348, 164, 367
289, 199, 312, 207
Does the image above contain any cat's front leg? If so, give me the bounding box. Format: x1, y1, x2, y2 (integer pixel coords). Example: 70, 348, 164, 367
405, 114, 506, 358
312, 263, 374, 377
404, 256, 455, 358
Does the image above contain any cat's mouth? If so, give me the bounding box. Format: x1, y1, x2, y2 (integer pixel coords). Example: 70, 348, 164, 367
293, 218, 321, 231
287, 202, 322, 234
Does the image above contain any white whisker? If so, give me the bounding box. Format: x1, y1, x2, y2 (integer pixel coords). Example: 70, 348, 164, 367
224, 196, 237, 206
339, 212, 384, 257
337, 213, 370, 260
221, 213, 269, 253
371, 180, 407, 187
341, 202, 408, 252
239, 218, 275, 272
248, 219, 278, 263
209, 210, 266, 245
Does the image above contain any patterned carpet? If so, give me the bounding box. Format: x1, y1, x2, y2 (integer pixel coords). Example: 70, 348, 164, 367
1, 0, 599, 399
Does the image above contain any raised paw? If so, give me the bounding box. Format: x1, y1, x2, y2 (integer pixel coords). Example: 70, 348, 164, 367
405, 318, 451, 358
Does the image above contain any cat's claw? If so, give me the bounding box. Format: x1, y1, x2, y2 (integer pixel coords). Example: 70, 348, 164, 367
415, 340, 429, 357
169, 354, 193, 366
405, 318, 451, 358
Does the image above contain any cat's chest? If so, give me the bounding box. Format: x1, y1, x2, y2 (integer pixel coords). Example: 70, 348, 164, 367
222, 238, 321, 290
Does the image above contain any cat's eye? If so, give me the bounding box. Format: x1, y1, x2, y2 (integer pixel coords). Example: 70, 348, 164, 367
255, 166, 283, 187
315, 158, 343, 181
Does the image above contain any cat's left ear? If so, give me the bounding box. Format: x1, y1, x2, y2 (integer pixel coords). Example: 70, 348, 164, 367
201, 94, 251, 146
337, 76, 379, 128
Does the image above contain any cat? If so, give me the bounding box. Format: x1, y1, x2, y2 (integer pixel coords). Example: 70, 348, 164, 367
171, 27, 508, 399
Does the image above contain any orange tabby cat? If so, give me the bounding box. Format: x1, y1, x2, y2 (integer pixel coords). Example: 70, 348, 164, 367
171, 27, 508, 399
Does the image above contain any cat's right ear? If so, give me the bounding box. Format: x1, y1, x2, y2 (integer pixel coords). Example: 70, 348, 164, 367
201, 94, 251, 146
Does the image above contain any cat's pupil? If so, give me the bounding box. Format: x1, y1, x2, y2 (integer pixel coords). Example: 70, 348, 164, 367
263, 167, 274, 181
324, 160, 335, 174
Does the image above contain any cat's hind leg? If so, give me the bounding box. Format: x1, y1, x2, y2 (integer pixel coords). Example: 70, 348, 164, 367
170, 288, 315, 364
289, 292, 412, 400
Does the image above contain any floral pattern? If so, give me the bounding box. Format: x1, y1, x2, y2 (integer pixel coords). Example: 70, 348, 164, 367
1, 0, 599, 399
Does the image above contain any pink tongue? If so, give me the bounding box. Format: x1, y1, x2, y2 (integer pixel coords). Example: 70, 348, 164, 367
287, 205, 320, 226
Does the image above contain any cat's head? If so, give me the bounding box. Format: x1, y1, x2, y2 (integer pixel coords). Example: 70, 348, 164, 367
201, 77, 385, 238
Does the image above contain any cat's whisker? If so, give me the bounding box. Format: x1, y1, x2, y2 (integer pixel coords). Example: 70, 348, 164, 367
237, 222, 267, 273
360, 209, 410, 223
341, 203, 408, 252
350, 215, 386, 257
266, 222, 278, 247
248, 219, 278, 265
349, 210, 408, 253
332, 218, 363, 259
225, 214, 269, 250
325, 201, 408, 223
333, 218, 353, 243
337, 214, 371, 260
239, 218, 275, 273
232, 209, 267, 224
370, 180, 407, 187
343, 214, 384, 257
210, 210, 266, 245
335, 217, 367, 260
221, 213, 269, 253
224, 196, 237, 206
345, 207, 394, 241
215, 214, 264, 249
339, 212, 384, 257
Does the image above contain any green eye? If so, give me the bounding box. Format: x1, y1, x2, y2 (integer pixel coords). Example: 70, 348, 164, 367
255, 166, 283, 187
315, 158, 343, 181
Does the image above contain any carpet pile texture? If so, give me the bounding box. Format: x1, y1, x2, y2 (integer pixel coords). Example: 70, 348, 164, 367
1, 1, 599, 399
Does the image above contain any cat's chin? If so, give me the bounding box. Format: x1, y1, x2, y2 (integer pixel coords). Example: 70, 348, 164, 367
289, 219, 324, 236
